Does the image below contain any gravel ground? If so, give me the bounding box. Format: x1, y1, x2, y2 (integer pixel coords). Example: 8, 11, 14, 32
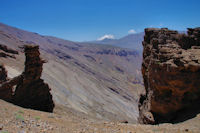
0, 99, 200, 133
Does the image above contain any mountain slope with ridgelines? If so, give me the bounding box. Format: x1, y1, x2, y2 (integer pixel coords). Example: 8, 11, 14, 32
0, 22, 144, 123
1, 23, 200, 133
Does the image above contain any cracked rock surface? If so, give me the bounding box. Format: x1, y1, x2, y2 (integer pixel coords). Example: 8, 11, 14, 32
139, 28, 200, 124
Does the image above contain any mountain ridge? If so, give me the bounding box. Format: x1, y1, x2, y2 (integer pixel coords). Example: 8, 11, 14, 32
87, 32, 144, 52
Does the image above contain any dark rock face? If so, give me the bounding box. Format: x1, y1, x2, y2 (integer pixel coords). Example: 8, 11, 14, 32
139, 28, 200, 124
0, 65, 12, 100
96, 49, 139, 57
0, 65, 7, 83
0, 44, 18, 54
0, 64, 13, 101
0, 44, 18, 58
0, 45, 54, 112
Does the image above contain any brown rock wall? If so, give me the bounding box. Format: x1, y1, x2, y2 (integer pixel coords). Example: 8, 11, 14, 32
139, 28, 200, 124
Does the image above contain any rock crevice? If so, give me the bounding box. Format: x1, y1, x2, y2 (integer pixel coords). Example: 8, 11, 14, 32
139, 28, 200, 124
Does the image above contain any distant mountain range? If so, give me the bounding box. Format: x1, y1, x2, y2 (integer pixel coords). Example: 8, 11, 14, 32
0, 22, 144, 123
87, 32, 144, 52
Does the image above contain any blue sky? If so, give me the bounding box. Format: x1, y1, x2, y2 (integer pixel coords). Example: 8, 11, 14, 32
0, 0, 200, 41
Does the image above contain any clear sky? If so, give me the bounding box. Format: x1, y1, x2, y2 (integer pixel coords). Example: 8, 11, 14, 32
0, 0, 200, 41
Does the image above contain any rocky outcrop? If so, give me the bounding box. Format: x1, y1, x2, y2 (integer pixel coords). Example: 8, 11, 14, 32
0, 65, 7, 83
0, 44, 18, 58
139, 28, 200, 124
0, 65, 12, 100
0, 64, 13, 100
96, 49, 139, 57
0, 44, 18, 54
0, 45, 54, 112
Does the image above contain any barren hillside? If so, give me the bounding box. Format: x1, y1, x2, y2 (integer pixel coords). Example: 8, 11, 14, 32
0, 22, 144, 123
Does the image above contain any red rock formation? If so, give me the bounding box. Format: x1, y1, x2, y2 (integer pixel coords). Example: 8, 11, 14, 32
0, 65, 7, 83
0, 65, 12, 100
139, 28, 200, 124
0, 45, 54, 112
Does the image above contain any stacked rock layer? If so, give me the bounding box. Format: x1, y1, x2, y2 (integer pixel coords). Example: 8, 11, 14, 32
0, 45, 54, 112
139, 28, 200, 124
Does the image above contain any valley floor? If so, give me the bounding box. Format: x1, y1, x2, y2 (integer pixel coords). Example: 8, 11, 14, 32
0, 100, 200, 133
